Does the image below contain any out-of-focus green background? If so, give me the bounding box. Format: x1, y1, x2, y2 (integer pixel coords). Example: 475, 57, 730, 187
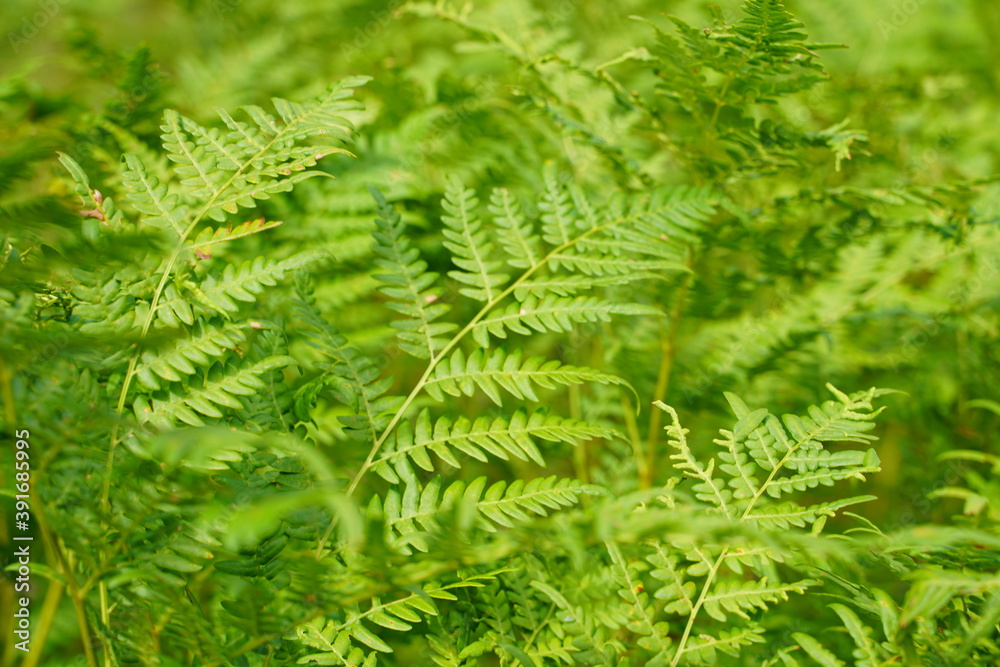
3, 1, 1000, 664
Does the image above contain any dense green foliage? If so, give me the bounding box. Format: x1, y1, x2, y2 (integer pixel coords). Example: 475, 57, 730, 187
2, 0, 999, 665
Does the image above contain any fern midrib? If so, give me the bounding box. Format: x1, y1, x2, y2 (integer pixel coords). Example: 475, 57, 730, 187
299, 621, 351, 663
721, 433, 760, 504
649, 542, 694, 610
130, 166, 185, 236
179, 115, 246, 176
479, 296, 618, 329
165, 114, 219, 196
680, 627, 757, 656
188, 220, 283, 249
426, 364, 618, 392
702, 579, 800, 604
496, 189, 539, 266
479, 484, 580, 513
384, 225, 440, 358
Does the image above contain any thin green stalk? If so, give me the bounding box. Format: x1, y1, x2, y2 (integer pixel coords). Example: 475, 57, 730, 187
0, 357, 15, 425
20, 579, 65, 667
645, 270, 692, 484
36, 522, 97, 667
669, 547, 729, 666
621, 393, 647, 489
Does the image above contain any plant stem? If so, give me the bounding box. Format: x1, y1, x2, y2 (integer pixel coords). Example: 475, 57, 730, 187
35, 510, 98, 667
569, 384, 589, 484
645, 270, 692, 485
20, 579, 65, 667
670, 547, 729, 666
0, 357, 15, 667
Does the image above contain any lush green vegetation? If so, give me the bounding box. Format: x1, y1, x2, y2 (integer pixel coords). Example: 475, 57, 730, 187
2, 0, 999, 665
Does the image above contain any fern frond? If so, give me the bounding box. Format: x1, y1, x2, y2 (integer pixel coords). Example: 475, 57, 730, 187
514, 273, 663, 300
133, 354, 296, 429
701, 577, 817, 622
547, 253, 685, 277
489, 187, 542, 270
469, 475, 603, 531
743, 496, 877, 530
372, 469, 441, 553
734, 0, 812, 57
472, 295, 661, 347
296, 580, 487, 665
293, 283, 402, 442
135, 321, 247, 390
375, 471, 600, 551
152, 251, 322, 326
679, 626, 765, 664
829, 603, 885, 667
441, 177, 509, 302
762, 456, 880, 498
173, 77, 368, 222
646, 544, 696, 616
659, 403, 738, 518
606, 541, 673, 659
426, 346, 636, 407
605, 186, 715, 241
371, 187, 455, 360
792, 632, 846, 667
234, 331, 297, 432
161, 109, 232, 199
121, 153, 187, 235
214, 528, 289, 581
187, 217, 283, 254
538, 165, 579, 246
374, 408, 613, 481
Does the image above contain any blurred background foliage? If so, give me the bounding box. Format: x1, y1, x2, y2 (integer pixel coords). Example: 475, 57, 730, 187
2, 0, 1000, 663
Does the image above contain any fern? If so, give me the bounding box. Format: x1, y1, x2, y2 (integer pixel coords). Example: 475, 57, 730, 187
374, 408, 613, 480
441, 176, 509, 302
371, 186, 455, 360
5, 1, 998, 665
590, 385, 892, 665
